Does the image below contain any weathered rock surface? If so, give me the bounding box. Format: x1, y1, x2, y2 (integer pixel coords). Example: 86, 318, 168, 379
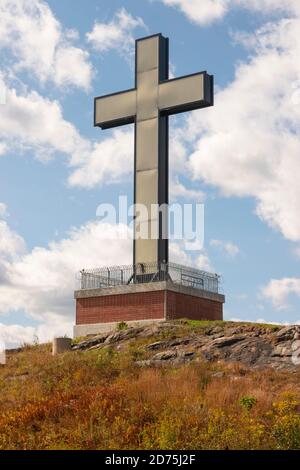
72, 322, 300, 370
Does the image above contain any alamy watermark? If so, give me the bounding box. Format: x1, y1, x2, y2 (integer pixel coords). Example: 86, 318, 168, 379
0, 338, 6, 365
96, 196, 205, 250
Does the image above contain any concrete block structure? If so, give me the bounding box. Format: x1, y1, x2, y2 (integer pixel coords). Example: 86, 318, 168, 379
74, 264, 224, 337
52, 337, 72, 355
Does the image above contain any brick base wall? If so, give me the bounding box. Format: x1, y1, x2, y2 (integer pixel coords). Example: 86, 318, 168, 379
76, 287, 223, 325
76, 291, 165, 325
166, 291, 222, 321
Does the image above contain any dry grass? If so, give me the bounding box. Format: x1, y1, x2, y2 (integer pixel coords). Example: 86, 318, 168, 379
1, 338, 300, 450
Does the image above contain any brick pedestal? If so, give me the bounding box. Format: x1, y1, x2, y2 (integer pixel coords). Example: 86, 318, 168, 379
74, 281, 225, 337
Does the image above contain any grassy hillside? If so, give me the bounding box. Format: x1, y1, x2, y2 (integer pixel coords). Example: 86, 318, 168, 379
1, 320, 300, 450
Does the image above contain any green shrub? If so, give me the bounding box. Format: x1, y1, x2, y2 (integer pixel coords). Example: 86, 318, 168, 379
240, 396, 257, 411
117, 321, 128, 331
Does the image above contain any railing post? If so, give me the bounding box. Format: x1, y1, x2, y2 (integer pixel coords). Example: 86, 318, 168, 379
161, 260, 167, 281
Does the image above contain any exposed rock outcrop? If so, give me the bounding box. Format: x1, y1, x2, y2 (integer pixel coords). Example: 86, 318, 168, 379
72, 321, 300, 371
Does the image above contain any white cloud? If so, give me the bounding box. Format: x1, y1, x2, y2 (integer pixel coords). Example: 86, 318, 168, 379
161, 0, 228, 25
0, 82, 89, 162
68, 129, 134, 188
0, 78, 133, 185
228, 316, 292, 325
0, 220, 26, 260
53, 46, 92, 91
168, 122, 206, 201
0, 221, 25, 259
0, 318, 73, 349
0, 78, 197, 196
178, 15, 300, 243
87, 8, 145, 60
196, 252, 213, 271
0, 77, 200, 193
0, 196, 133, 347
0, 0, 92, 90
0, 206, 215, 347
0, 221, 132, 321
0, 203, 8, 218
68, 120, 202, 195
170, 176, 205, 201
0, 7, 201, 195
161, 0, 300, 25
0, 142, 7, 156
210, 239, 240, 257
262, 277, 300, 309
0, 80, 6, 105
169, 242, 193, 265
164, 242, 214, 273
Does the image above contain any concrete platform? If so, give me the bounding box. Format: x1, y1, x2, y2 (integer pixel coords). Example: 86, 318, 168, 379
74, 318, 164, 338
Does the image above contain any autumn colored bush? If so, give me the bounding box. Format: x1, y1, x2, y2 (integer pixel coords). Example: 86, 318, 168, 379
1, 339, 300, 450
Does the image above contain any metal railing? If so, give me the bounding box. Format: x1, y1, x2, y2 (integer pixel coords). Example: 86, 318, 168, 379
77, 262, 220, 294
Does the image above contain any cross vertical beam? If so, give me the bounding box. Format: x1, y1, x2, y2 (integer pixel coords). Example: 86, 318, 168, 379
94, 33, 214, 268
134, 34, 169, 266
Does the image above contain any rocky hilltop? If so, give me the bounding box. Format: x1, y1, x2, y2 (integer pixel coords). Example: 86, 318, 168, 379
73, 320, 300, 371
2, 320, 300, 450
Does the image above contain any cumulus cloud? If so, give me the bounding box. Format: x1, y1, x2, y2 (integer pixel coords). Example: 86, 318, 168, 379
161, 0, 228, 25
168, 126, 204, 201
0, 5, 204, 196
0, 77, 134, 185
0, 205, 26, 261
196, 252, 213, 271
261, 277, 300, 309
0, 213, 201, 347
0, 221, 133, 322
0, 220, 207, 327
0, 217, 134, 345
0, 221, 26, 260
0, 79, 6, 105
0, 0, 92, 90
161, 0, 300, 25
177, 15, 300, 243
87, 8, 145, 61
68, 129, 134, 188
210, 239, 240, 257
0, 82, 89, 162
160, 1, 300, 247
170, 176, 205, 201
169, 242, 193, 265
0, 143, 7, 156
0, 209, 129, 347
170, 243, 214, 274
228, 316, 293, 325
0, 317, 73, 349
0, 76, 200, 193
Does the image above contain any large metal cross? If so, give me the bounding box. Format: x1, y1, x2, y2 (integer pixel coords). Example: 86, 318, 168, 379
94, 33, 214, 267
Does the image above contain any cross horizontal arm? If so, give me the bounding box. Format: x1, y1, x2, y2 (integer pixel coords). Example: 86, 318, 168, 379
94, 89, 137, 129
158, 72, 213, 116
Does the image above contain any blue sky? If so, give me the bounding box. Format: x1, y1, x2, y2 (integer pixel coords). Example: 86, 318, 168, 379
1, 0, 300, 346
